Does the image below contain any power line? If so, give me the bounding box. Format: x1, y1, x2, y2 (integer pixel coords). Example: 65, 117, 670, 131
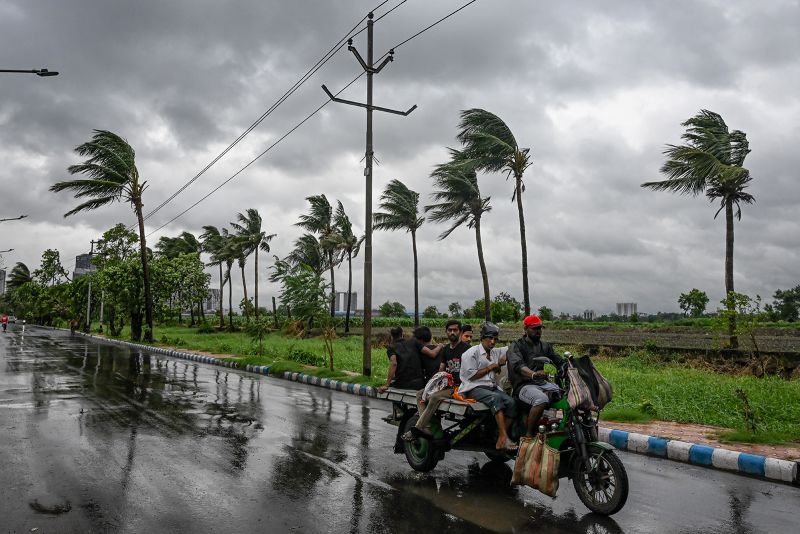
139, 1, 393, 226
146, 0, 480, 238
146, 73, 365, 238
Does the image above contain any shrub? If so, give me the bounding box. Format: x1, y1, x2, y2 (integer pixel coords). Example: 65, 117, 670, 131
287, 347, 325, 367
196, 321, 214, 334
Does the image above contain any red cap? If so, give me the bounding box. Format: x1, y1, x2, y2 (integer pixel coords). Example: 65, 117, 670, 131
523, 315, 543, 328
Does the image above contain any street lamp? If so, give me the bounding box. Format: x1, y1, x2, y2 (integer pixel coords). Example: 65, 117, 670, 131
0, 68, 59, 77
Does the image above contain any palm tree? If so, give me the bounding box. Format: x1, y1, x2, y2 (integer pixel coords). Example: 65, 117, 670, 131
6, 262, 32, 291
201, 225, 227, 329
296, 195, 340, 317
230, 208, 276, 321
288, 233, 328, 275
457, 109, 533, 314
229, 234, 251, 322
642, 109, 754, 348
50, 130, 154, 342
333, 201, 364, 333
426, 153, 493, 321
221, 229, 238, 330
373, 179, 425, 326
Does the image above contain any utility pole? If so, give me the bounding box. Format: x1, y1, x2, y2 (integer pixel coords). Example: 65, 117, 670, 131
322, 12, 416, 376
85, 240, 96, 332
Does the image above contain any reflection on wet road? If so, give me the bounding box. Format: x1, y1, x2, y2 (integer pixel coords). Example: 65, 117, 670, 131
1, 326, 797, 533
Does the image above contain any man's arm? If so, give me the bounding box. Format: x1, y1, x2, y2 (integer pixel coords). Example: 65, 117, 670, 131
507, 343, 545, 380
377, 355, 398, 393
461, 349, 499, 382
421, 343, 444, 359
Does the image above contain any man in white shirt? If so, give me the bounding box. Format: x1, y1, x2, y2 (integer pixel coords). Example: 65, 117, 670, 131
459, 322, 518, 452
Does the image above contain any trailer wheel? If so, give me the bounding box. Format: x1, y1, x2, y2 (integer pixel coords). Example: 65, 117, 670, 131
403, 414, 440, 472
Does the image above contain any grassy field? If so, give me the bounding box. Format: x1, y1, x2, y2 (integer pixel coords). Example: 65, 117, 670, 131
98, 324, 800, 445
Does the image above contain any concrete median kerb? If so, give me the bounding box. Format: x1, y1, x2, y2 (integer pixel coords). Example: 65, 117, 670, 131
73, 329, 799, 487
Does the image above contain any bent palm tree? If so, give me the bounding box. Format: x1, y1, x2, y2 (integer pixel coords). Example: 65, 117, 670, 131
642, 109, 754, 348
333, 201, 364, 333
50, 130, 154, 342
288, 233, 328, 275
6, 262, 32, 291
373, 179, 425, 326
457, 109, 533, 314
296, 195, 340, 317
230, 208, 276, 321
201, 225, 226, 329
426, 153, 493, 321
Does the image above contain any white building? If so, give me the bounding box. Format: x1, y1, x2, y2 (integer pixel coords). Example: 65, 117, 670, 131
616, 302, 638, 317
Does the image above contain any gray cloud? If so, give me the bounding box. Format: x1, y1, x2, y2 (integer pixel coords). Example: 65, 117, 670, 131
2, 0, 798, 317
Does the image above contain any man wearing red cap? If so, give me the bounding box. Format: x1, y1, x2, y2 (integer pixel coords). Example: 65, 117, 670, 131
507, 315, 565, 438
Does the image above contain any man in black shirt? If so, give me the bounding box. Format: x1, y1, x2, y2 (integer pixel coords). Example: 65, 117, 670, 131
378, 327, 427, 392
507, 315, 565, 437
405, 320, 466, 440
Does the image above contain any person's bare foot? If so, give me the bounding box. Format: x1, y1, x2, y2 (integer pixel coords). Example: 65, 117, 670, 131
495, 439, 518, 451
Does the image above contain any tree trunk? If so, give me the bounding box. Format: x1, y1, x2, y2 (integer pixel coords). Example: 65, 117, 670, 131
228, 267, 234, 330
345, 250, 353, 333
254, 249, 259, 321
475, 218, 491, 322
134, 199, 154, 342
516, 174, 531, 315
725, 198, 738, 348
130, 310, 142, 342
218, 263, 225, 328
412, 229, 419, 327
240, 263, 249, 322
328, 251, 336, 318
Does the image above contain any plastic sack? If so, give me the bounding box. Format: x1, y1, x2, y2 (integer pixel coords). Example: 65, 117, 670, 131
566, 359, 597, 411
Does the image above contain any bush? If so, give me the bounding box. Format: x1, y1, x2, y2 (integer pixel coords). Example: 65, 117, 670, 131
196, 321, 215, 334
287, 347, 325, 367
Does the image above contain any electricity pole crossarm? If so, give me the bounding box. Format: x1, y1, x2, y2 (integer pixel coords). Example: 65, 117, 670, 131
321, 85, 417, 116
321, 11, 416, 377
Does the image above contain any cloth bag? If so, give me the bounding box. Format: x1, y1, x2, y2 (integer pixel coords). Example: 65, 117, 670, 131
566, 359, 597, 411
511, 434, 560, 497
571, 356, 613, 410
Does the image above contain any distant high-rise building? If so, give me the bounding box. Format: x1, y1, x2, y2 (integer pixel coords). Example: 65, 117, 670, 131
73, 253, 96, 278
335, 291, 357, 313
583, 309, 595, 320
616, 302, 637, 317
204, 288, 222, 313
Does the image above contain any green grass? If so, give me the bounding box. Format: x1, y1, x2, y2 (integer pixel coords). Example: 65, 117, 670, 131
595, 351, 800, 444
96, 324, 800, 445
601, 406, 655, 423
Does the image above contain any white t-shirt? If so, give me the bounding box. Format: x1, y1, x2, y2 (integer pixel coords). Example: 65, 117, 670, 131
458, 343, 508, 394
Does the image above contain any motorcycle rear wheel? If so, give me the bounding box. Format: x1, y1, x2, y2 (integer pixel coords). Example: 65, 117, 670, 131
402, 414, 440, 472
572, 448, 628, 516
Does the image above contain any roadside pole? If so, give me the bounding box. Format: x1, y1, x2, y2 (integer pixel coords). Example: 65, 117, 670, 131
321, 12, 416, 376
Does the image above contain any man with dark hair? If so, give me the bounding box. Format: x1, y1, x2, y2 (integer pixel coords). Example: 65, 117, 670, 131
507, 315, 565, 437
460, 323, 473, 344
459, 322, 517, 451
404, 319, 469, 440
378, 326, 431, 393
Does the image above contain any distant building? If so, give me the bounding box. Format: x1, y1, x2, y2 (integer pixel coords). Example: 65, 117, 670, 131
204, 288, 222, 313
73, 253, 96, 278
616, 302, 638, 317
335, 291, 357, 313
583, 309, 595, 320
0, 269, 6, 294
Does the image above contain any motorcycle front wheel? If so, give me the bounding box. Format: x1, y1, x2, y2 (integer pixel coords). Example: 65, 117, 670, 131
572, 448, 628, 516
402, 414, 440, 472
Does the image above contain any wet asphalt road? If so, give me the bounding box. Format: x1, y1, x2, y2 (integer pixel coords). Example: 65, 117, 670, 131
1, 326, 798, 534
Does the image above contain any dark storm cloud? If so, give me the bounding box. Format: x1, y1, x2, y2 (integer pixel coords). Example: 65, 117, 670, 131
2, 0, 798, 314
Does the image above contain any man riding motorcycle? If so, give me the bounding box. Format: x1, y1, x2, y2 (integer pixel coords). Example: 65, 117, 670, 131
506, 315, 565, 437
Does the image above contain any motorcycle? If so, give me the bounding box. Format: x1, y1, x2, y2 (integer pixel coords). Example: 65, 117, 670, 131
378, 353, 629, 515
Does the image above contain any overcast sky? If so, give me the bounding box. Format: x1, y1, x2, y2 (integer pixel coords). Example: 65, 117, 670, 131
1, 0, 798, 316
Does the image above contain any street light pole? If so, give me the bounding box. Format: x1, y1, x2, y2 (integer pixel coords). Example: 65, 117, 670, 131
0, 68, 59, 77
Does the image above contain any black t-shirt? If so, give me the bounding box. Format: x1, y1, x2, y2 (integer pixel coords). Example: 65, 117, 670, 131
442, 341, 471, 386
391, 338, 425, 390
421, 343, 444, 382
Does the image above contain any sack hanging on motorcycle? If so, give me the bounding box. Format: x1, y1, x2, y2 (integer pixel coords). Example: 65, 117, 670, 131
566, 360, 597, 411
571, 356, 613, 410
511, 434, 560, 497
